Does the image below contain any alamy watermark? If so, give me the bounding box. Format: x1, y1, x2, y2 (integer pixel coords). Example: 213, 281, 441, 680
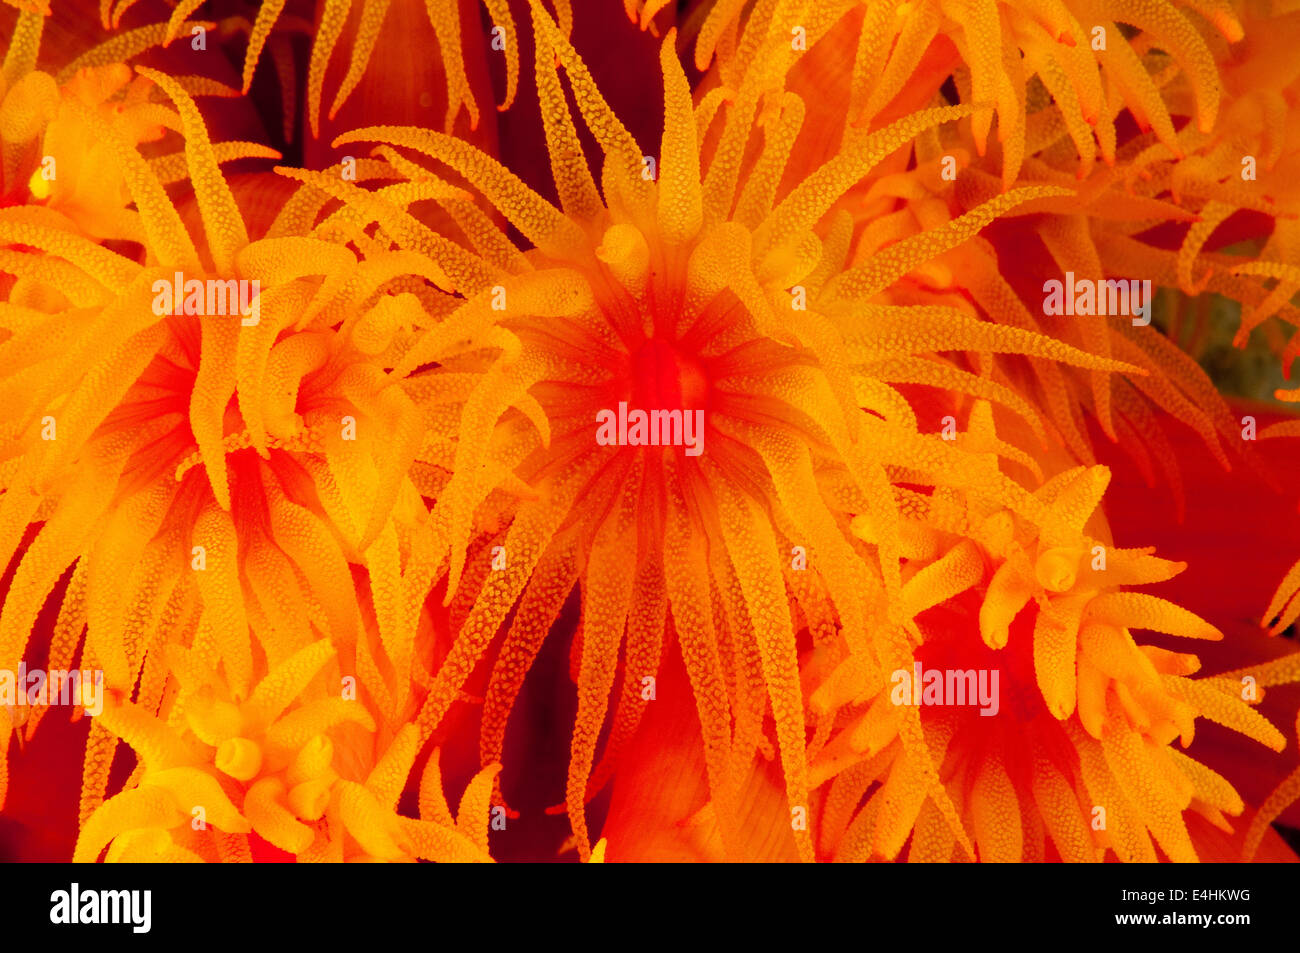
595, 401, 704, 456
152, 272, 261, 326
50, 883, 150, 933
0, 665, 103, 716
890, 662, 1000, 716
1042, 272, 1152, 326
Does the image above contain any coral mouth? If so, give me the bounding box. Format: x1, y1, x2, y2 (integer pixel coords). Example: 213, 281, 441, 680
627, 337, 708, 413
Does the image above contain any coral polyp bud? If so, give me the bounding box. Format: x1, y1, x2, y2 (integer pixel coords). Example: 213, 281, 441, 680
1035, 547, 1083, 592
185, 698, 244, 746
288, 775, 335, 821
288, 735, 335, 785
246, 778, 315, 855
215, 737, 264, 781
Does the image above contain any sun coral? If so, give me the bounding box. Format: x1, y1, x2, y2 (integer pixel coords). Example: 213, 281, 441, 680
234, 0, 519, 137
3, 0, 1300, 867
0, 60, 458, 826
74, 639, 497, 862
814, 425, 1293, 861
305, 1, 1254, 863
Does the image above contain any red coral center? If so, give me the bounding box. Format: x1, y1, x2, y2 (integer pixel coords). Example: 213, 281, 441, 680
628, 338, 708, 412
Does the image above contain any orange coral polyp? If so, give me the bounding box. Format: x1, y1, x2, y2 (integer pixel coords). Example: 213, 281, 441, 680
317, 9, 1189, 864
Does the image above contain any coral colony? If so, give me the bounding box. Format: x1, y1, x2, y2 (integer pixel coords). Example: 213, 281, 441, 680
1, 0, 1300, 866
